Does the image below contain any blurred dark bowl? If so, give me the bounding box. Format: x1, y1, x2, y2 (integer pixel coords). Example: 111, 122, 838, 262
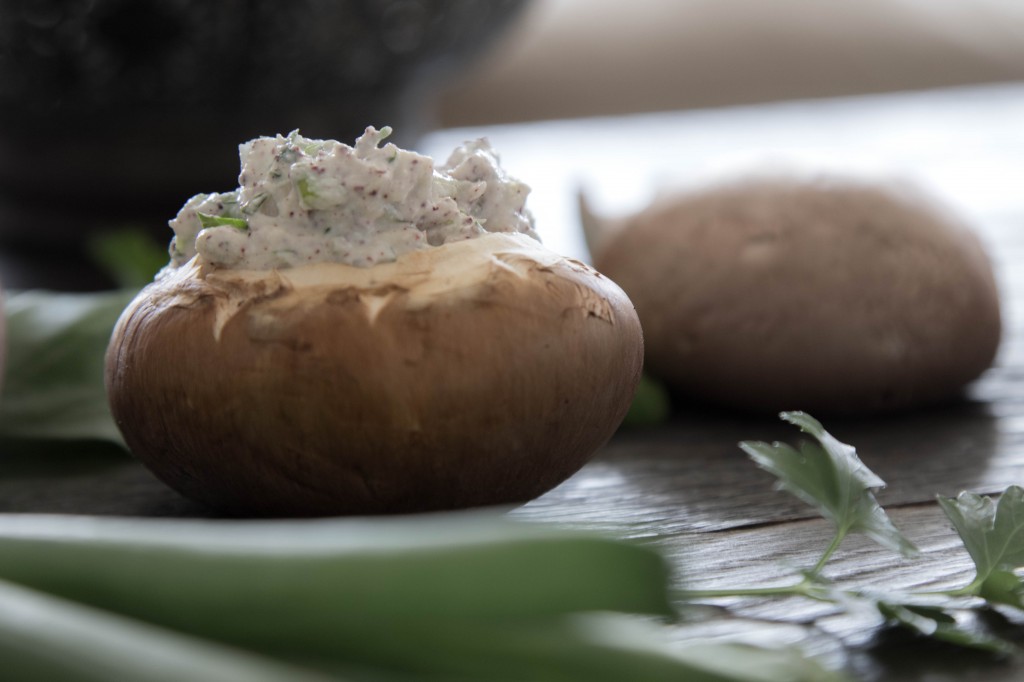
0, 0, 527, 289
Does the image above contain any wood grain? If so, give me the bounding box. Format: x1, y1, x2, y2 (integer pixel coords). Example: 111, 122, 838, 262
4, 83, 1024, 680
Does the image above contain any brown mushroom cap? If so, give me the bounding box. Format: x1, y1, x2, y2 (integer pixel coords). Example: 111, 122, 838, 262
592, 175, 1001, 414
106, 233, 643, 516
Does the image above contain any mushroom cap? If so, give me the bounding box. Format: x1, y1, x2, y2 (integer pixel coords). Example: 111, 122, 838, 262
106, 233, 643, 516
593, 175, 1001, 414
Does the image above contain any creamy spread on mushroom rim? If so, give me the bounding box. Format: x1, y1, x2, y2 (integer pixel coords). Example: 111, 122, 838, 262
167, 127, 539, 271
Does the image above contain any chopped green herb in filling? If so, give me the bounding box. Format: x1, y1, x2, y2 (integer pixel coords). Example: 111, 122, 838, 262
196, 213, 248, 231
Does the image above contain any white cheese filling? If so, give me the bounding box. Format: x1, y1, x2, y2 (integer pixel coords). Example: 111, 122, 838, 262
167, 127, 538, 271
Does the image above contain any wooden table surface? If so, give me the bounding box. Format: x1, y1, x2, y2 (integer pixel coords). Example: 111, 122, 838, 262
4, 82, 1024, 680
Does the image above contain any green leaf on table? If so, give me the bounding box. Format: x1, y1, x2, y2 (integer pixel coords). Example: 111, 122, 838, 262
621, 373, 671, 428
0, 289, 135, 445
977, 570, 1024, 609
739, 412, 918, 557
666, 640, 848, 682
937, 486, 1024, 608
86, 229, 167, 289
332, 614, 847, 682
876, 600, 1017, 655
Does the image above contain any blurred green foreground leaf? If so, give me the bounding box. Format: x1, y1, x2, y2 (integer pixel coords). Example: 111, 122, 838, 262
0, 289, 135, 445
0, 513, 842, 682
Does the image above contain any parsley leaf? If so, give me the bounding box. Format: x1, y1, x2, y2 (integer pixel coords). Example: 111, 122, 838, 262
937, 486, 1024, 607
680, 415, 1024, 657
196, 212, 248, 230
740, 412, 918, 566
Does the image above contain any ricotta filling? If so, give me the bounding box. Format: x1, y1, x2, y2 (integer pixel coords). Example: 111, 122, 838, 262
167, 127, 538, 271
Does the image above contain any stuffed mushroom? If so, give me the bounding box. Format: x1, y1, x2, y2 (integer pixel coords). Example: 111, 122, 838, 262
106, 128, 642, 516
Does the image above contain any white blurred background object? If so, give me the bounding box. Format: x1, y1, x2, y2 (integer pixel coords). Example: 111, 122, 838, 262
436, 0, 1024, 127
422, 0, 1024, 355
422, 83, 1024, 264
